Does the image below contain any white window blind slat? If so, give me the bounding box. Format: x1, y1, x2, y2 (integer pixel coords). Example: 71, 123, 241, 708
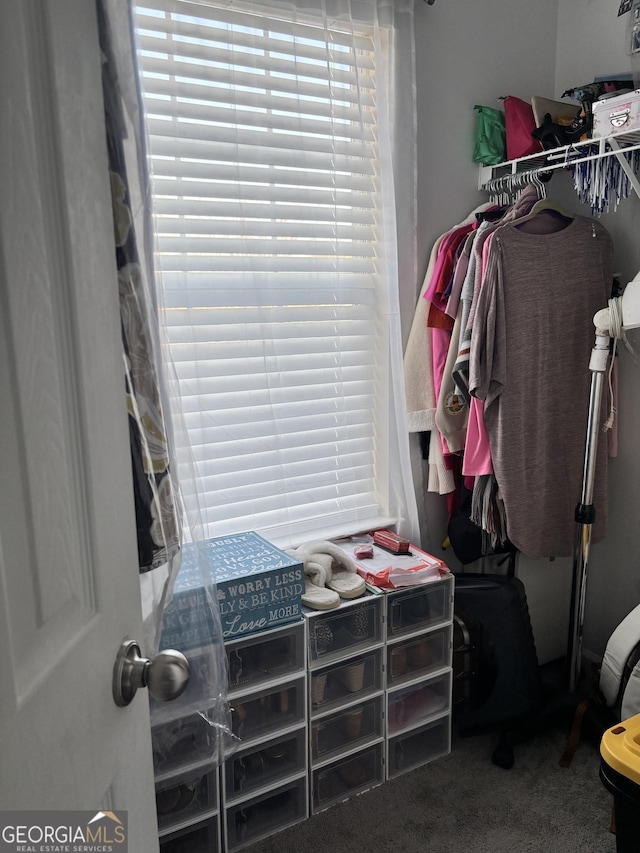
140, 63, 376, 108
190, 458, 375, 497
163, 300, 372, 326
177, 385, 375, 411
188, 424, 374, 467
140, 76, 376, 122
144, 100, 377, 142
150, 177, 374, 207
149, 139, 376, 175
198, 482, 378, 522
193, 443, 372, 477
138, 50, 374, 95
159, 275, 376, 304
135, 0, 394, 543
148, 159, 376, 194
144, 117, 375, 158
156, 236, 375, 258
155, 255, 374, 274
153, 198, 376, 224
155, 217, 375, 241
168, 323, 374, 349
137, 0, 375, 53
199, 497, 381, 532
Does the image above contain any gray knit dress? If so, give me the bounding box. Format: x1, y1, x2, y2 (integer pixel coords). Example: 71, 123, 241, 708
469, 214, 613, 558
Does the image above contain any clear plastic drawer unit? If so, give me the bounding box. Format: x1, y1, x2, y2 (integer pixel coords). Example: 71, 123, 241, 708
312, 742, 384, 813
387, 715, 451, 779
230, 676, 307, 745
226, 621, 305, 696
311, 695, 384, 765
386, 575, 454, 639
387, 670, 452, 736
159, 816, 220, 853
224, 776, 309, 852
306, 595, 383, 666
156, 765, 218, 833
386, 625, 453, 688
310, 647, 383, 713
223, 726, 307, 804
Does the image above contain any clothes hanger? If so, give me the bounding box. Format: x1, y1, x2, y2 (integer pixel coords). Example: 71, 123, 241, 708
510, 179, 573, 229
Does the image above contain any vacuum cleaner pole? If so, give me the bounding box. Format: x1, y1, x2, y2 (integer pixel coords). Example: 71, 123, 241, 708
567, 328, 610, 693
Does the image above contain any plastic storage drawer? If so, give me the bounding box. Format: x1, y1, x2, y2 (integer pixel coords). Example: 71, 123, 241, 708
159, 816, 220, 853
152, 714, 218, 777
307, 596, 382, 666
311, 695, 383, 764
223, 725, 307, 803
150, 648, 222, 726
230, 675, 306, 745
386, 577, 453, 639
156, 765, 218, 832
226, 621, 305, 696
386, 715, 451, 779
386, 626, 452, 687
224, 776, 308, 851
310, 647, 383, 712
312, 742, 384, 813
387, 671, 451, 735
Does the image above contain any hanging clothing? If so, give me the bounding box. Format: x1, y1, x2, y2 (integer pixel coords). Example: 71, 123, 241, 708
452, 186, 539, 404
425, 223, 475, 329
404, 234, 443, 434
404, 204, 491, 494
435, 306, 468, 453
469, 214, 613, 558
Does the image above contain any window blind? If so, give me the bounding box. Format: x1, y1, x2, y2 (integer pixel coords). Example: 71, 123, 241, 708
135, 0, 394, 544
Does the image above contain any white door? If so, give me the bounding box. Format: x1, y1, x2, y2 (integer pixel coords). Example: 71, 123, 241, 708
0, 2, 160, 848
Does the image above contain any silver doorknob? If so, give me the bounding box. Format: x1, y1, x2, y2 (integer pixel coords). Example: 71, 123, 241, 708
113, 639, 190, 707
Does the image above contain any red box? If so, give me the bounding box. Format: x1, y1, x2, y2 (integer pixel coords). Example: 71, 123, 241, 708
373, 529, 410, 554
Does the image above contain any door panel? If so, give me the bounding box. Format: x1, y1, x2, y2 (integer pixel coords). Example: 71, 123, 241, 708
0, 2, 159, 848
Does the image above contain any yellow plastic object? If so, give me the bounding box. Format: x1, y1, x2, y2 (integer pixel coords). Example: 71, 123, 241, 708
600, 713, 640, 786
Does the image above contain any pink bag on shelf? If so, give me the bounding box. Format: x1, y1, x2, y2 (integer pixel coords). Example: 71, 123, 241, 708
503, 95, 543, 160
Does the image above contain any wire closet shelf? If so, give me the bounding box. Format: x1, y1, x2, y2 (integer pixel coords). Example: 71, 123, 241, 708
478, 128, 640, 210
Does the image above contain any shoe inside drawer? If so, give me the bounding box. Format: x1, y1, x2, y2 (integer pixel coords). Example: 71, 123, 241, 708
310, 648, 383, 712
387, 671, 451, 735
231, 676, 306, 744
312, 742, 383, 812
311, 695, 383, 762
152, 715, 217, 776
386, 625, 452, 686
224, 726, 307, 802
226, 622, 305, 694
307, 598, 382, 663
387, 580, 452, 637
226, 777, 308, 850
156, 766, 218, 831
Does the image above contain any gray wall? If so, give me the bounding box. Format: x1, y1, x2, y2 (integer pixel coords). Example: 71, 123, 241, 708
411, 0, 640, 664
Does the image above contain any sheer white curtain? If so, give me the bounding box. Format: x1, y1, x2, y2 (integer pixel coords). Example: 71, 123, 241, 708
102, 0, 235, 766
135, 0, 419, 548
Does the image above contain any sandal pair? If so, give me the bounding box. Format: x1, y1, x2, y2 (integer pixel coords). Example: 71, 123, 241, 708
288, 540, 366, 611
